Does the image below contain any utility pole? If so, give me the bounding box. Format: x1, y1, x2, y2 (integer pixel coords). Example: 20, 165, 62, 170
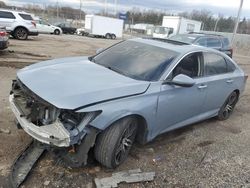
56, 0, 59, 22
232, 0, 244, 43
80, 0, 82, 21
214, 17, 220, 31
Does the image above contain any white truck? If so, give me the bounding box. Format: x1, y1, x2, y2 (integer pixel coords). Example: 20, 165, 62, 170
153, 16, 202, 39
84, 15, 124, 39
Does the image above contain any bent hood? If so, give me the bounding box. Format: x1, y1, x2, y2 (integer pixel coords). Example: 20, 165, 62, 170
17, 56, 150, 110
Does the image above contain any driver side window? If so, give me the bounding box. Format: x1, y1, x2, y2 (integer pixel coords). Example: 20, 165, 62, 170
171, 52, 203, 79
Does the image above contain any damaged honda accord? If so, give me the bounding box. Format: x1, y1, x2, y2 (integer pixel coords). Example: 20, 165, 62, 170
9, 38, 247, 168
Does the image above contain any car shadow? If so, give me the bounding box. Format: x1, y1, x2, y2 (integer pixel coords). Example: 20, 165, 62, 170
8, 35, 40, 41
134, 117, 219, 151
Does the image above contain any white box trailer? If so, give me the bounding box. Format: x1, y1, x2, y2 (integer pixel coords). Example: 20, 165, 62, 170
85, 15, 124, 39
153, 16, 202, 38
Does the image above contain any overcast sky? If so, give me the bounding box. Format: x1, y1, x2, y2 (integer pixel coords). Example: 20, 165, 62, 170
2, 0, 250, 18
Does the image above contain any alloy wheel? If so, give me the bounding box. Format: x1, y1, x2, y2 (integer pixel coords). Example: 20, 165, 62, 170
221, 92, 238, 119
16, 28, 27, 40
114, 121, 137, 165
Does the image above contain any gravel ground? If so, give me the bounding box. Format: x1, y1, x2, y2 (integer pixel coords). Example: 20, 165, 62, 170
0, 34, 250, 188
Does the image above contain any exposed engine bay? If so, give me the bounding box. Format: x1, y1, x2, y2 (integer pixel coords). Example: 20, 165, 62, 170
11, 79, 60, 127
10, 79, 100, 167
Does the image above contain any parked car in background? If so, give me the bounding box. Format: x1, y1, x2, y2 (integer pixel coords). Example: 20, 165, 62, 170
153, 26, 173, 39
9, 38, 247, 169
56, 23, 76, 34
35, 19, 62, 35
152, 16, 202, 39
170, 33, 233, 57
76, 27, 85, 35
0, 27, 9, 50
0, 9, 38, 40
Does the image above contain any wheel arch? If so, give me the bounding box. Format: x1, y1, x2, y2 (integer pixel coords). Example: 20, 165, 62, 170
13, 26, 28, 33
91, 113, 149, 145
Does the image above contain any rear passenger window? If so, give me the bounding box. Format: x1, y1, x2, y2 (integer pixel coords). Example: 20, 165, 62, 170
19, 13, 33, 20
226, 59, 236, 72
0, 11, 15, 19
204, 53, 228, 76
206, 37, 221, 48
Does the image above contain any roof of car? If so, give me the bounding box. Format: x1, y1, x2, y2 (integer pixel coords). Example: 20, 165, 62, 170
0, 8, 30, 14
130, 38, 216, 55
179, 32, 227, 38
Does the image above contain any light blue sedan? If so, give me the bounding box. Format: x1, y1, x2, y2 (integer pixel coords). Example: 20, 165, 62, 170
9, 38, 247, 168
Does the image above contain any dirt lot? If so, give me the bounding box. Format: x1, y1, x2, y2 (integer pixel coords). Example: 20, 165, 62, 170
0, 34, 250, 188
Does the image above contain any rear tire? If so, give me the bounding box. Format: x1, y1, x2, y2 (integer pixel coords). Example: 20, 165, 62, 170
111, 34, 116, 39
105, 33, 111, 39
14, 27, 28, 40
94, 117, 138, 168
217, 91, 238, 120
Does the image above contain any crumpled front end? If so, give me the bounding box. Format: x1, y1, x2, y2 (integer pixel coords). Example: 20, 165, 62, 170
9, 79, 100, 148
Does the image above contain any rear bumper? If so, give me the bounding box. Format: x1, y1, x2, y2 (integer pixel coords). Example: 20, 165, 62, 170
9, 94, 70, 147
0, 40, 9, 50
28, 31, 39, 36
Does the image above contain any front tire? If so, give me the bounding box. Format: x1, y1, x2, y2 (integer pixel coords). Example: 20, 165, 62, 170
217, 91, 238, 120
14, 27, 28, 40
54, 29, 60, 35
94, 117, 138, 168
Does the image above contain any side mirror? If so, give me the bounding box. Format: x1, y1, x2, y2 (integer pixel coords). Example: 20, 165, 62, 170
163, 74, 195, 87
96, 48, 104, 54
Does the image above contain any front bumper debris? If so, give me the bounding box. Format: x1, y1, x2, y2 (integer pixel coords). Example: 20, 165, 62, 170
9, 94, 71, 147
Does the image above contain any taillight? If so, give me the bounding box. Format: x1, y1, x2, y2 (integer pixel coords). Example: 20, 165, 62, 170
0, 31, 7, 37
31, 21, 36, 27
229, 48, 233, 56
244, 75, 248, 83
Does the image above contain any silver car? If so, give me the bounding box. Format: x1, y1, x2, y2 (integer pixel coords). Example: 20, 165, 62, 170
9, 38, 247, 168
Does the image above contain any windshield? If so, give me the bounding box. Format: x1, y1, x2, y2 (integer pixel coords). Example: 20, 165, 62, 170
170, 35, 198, 43
92, 40, 178, 81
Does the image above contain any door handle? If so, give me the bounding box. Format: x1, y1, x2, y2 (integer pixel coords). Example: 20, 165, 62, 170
226, 79, 234, 83
198, 84, 207, 89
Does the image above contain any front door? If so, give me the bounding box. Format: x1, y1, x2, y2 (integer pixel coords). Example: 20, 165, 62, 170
156, 52, 207, 134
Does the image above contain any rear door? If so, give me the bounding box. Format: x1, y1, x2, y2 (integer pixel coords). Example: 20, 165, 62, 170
202, 52, 236, 112
0, 11, 16, 31
38, 20, 52, 33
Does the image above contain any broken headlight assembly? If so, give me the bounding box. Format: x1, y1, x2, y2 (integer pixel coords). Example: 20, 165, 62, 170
59, 110, 101, 145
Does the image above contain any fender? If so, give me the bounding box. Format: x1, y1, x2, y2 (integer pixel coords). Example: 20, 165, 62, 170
76, 82, 161, 142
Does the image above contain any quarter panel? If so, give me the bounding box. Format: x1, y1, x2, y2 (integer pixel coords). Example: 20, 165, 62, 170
202, 71, 244, 112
